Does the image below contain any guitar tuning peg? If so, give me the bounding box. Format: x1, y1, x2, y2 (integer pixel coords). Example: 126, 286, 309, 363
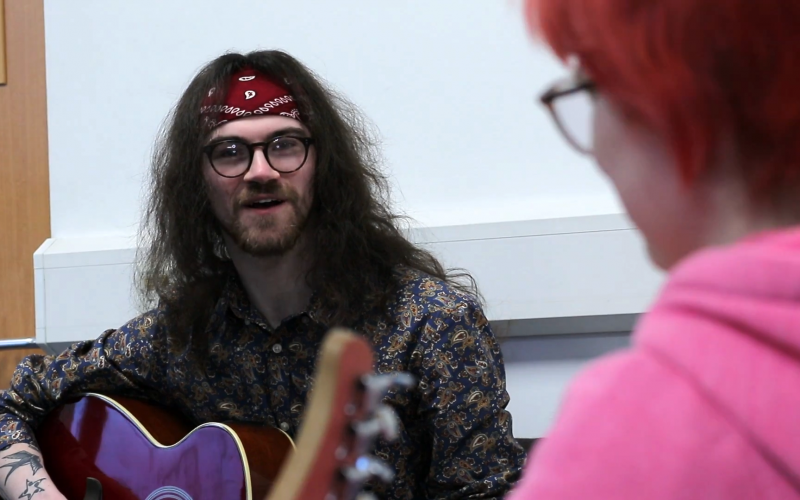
360, 372, 416, 412
352, 414, 383, 442
341, 454, 396, 497
354, 455, 395, 483
351, 403, 401, 456
373, 404, 400, 442
388, 372, 417, 389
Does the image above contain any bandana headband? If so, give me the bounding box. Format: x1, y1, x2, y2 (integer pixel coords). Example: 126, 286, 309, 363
200, 67, 301, 129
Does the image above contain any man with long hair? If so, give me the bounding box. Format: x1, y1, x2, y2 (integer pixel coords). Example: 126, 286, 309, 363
0, 50, 525, 499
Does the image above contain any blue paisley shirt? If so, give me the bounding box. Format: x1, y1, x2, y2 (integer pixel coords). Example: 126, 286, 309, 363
0, 267, 526, 499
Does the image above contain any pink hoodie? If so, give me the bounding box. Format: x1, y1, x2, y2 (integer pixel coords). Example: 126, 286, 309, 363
508, 227, 800, 499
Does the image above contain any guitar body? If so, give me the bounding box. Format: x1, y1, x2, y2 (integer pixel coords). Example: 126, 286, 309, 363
35, 393, 294, 500
34, 328, 410, 500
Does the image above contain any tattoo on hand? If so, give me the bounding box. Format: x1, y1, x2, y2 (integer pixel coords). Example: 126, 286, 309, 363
0, 452, 43, 485
17, 478, 46, 500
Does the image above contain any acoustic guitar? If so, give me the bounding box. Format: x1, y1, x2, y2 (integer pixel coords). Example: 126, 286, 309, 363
35, 327, 414, 500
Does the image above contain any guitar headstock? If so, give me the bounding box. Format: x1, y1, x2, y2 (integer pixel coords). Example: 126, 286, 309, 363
265, 327, 415, 500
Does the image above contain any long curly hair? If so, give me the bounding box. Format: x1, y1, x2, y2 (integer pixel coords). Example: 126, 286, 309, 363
135, 50, 479, 354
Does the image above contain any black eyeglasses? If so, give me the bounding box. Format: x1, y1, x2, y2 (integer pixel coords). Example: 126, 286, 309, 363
540, 74, 597, 155
202, 136, 315, 178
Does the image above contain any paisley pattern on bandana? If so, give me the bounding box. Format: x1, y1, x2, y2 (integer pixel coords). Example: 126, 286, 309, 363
200, 67, 300, 129
0, 267, 526, 499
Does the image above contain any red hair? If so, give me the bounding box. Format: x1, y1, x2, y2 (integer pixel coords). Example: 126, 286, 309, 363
526, 0, 800, 202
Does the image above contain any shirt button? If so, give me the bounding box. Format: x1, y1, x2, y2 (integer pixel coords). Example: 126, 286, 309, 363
280, 421, 290, 431
272, 343, 283, 354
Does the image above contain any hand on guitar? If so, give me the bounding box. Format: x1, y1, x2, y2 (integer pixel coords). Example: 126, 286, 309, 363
0, 443, 67, 500
21, 328, 411, 500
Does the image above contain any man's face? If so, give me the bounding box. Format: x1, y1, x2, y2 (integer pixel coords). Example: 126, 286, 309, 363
202, 115, 316, 257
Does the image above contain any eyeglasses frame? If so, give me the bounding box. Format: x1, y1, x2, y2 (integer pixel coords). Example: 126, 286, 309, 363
202, 135, 315, 178
539, 76, 597, 155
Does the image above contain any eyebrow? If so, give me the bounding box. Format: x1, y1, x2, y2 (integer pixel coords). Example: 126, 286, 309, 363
209, 127, 310, 144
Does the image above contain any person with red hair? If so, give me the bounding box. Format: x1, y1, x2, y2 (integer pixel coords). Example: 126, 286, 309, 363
508, 1, 800, 498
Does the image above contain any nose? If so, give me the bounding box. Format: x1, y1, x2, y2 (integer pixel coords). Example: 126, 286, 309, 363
242, 146, 281, 183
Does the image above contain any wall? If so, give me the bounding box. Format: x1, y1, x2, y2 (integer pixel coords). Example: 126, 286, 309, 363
0, 0, 49, 386
39, 1, 659, 438
43, 0, 621, 239
502, 333, 632, 438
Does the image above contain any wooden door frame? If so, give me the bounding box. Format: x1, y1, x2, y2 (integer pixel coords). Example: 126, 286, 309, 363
0, 0, 50, 386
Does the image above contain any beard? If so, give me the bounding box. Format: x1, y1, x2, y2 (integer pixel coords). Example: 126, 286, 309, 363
218, 182, 312, 257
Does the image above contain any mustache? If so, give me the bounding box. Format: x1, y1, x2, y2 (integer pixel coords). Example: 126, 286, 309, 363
236, 181, 298, 205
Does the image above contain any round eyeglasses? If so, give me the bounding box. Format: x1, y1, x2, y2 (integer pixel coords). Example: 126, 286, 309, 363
202, 136, 315, 178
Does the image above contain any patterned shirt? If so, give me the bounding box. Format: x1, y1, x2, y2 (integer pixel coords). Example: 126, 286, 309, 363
0, 267, 526, 499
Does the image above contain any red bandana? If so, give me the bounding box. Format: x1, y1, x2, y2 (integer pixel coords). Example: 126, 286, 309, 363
200, 67, 301, 129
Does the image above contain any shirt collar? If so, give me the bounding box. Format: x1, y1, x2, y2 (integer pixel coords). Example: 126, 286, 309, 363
218, 271, 327, 329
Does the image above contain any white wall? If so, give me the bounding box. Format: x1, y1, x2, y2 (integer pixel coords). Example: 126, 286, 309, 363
502, 333, 632, 438
43, 0, 620, 239
40, 1, 655, 439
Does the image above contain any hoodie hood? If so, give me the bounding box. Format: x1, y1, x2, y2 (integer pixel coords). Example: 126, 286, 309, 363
637, 226, 800, 484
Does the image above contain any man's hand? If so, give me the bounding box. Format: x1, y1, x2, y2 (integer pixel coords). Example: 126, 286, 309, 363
0, 444, 66, 500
